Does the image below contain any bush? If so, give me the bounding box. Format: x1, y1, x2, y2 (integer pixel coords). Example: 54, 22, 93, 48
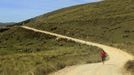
124, 60, 134, 75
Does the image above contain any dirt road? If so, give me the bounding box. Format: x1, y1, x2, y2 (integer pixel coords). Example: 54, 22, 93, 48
21, 26, 133, 75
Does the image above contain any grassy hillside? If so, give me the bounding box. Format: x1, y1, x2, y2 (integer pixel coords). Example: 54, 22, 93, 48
12, 0, 134, 74
0, 27, 101, 75
18, 0, 134, 55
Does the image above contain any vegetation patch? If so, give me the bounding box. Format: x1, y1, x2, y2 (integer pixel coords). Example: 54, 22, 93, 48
124, 60, 134, 75
0, 27, 101, 75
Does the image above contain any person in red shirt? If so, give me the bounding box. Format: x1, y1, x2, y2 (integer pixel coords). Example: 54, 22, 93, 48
100, 50, 107, 64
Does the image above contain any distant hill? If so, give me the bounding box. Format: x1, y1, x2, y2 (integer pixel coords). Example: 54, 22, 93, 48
0, 22, 15, 26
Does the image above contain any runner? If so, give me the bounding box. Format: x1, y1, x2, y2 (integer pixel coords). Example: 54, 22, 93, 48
100, 50, 107, 64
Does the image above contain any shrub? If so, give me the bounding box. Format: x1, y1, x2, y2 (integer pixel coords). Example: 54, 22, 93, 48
124, 60, 134, 75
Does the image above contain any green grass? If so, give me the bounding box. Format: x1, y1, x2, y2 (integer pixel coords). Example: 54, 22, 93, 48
14, 0, 134, 74
0, 27, 101, 75
17, 0, 134, 55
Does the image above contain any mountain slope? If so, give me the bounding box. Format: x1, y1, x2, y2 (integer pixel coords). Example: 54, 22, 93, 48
17, 0, 134, 55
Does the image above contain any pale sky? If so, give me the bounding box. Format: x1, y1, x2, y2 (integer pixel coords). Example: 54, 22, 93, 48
0, 0, 100, 22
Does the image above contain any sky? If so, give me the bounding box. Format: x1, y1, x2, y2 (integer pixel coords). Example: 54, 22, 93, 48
0, 0, 99, 22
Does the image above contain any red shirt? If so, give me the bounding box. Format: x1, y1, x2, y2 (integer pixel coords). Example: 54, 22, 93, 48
100, 50, 107, 57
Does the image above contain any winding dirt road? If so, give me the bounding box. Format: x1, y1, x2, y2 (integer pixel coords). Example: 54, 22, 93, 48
21, 26, 133, 75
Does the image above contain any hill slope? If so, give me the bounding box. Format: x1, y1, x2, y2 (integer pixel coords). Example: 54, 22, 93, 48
20, 0, 134, 73
21, 26, 133, 75
10, 0, 134, 74
0, 27, 101, 75
17, 0, 134, 55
